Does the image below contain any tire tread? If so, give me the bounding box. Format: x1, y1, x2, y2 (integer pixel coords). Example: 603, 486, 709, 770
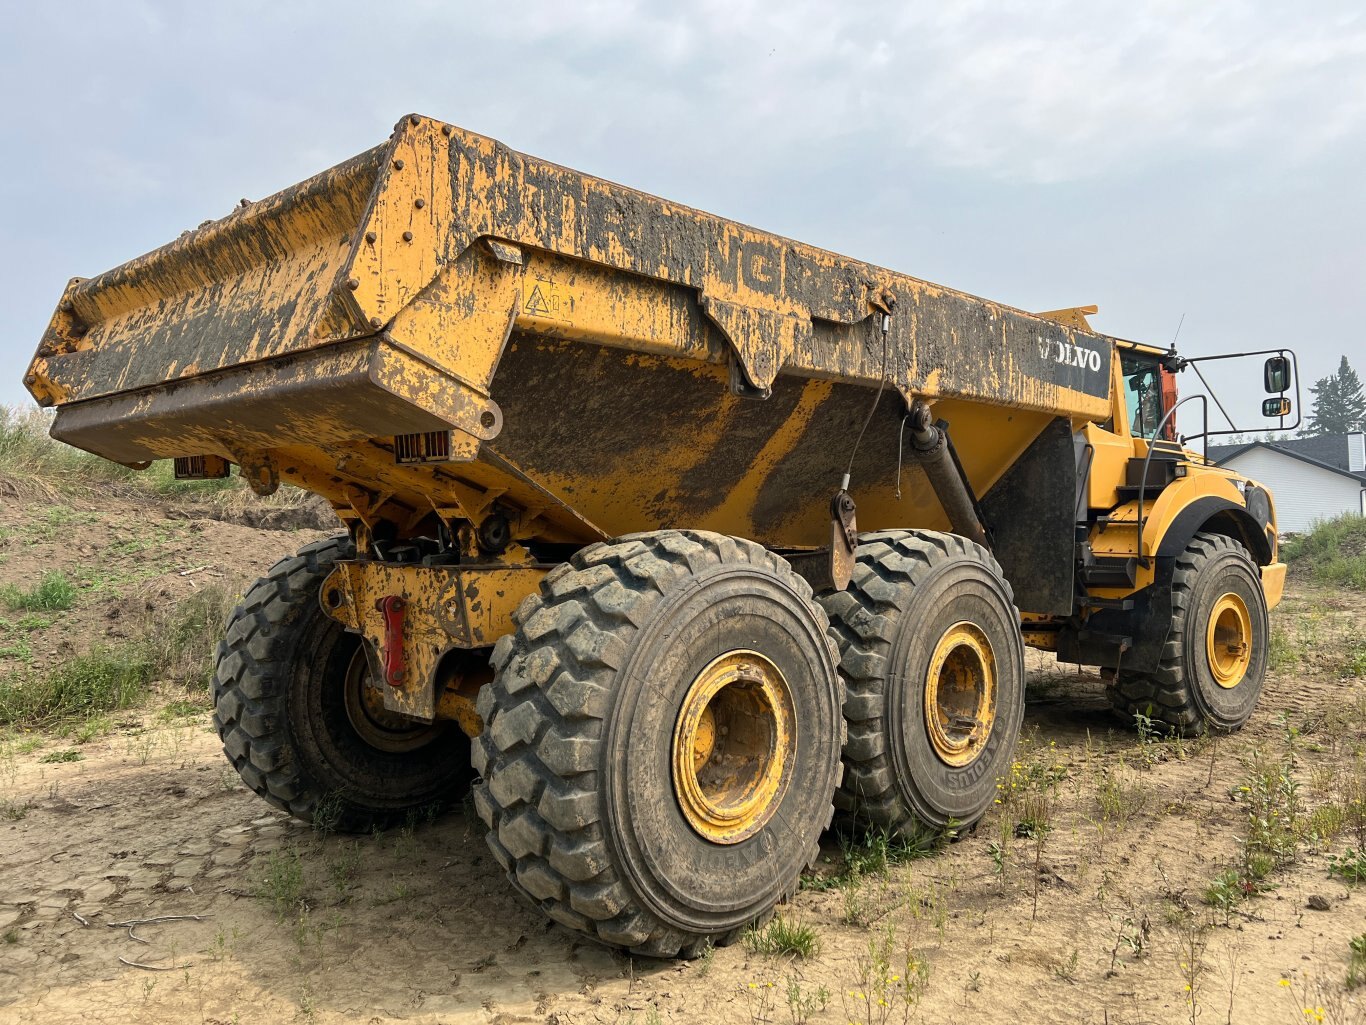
819, 529, 1019, 838
474, 529, 843, 958
1106, 531, 1263, 736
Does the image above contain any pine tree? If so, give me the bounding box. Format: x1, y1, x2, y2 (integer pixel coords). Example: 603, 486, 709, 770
1304, 355, 1366, 436
1339, 357, 1366, 431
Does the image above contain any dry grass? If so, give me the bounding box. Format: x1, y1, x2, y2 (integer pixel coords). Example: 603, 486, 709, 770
0, 404, 311, 511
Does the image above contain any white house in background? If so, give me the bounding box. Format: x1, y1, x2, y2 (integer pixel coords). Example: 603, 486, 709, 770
1206, 432, 1366, 534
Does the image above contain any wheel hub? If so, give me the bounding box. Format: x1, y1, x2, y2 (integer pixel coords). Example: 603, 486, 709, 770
1207, 592, 1252, 689
924, 622, 997, 768
671, 650, 796, 845
343, 646, 446, 754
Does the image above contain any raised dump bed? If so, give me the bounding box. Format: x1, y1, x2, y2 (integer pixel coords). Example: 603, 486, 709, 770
27, 114, 1112, 551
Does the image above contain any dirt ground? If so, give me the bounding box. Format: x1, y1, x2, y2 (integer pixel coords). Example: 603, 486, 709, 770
1, 494, 1363, 1025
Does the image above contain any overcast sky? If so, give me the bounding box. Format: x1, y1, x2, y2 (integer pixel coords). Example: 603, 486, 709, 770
2, 1, 1362, 433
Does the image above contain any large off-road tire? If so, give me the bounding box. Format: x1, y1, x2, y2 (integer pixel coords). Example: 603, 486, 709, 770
212, 536, 473, 832
473, 530, 844, 958
1108, 532, 1268, 736
819, 530, 1026, 840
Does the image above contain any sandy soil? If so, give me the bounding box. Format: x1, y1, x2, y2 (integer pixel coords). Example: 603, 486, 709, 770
1, 495, 1363, 1025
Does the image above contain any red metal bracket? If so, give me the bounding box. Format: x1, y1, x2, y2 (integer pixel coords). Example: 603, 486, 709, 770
376, 595, 407, 687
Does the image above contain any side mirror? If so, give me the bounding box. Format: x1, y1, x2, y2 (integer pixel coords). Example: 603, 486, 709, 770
1264, 355, 1290, 393
1262, 397, 1292, 417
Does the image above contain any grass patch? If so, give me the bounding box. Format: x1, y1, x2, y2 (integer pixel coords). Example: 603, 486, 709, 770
24, 506, 98, 542
65, 713, 115, 744
0, 646, 155, 725
1, 800, 33, 821
0, 571, 77, 612
841, 827, 941, 877
140, 458, 242, 499
0, 631, 33, 662
743, 914, 821, 958
144, 584, 235, 691
1283, 514, 1366, 590
260, 844, 307, 921
1304, 803, 1345, 848
0, 406, 233, 500
1343, 640, 1366, 678
0, 406, 143, 497
803, 826, 945, 894
1268, 624, 1297, 672
38, 748, 82, 764
157, 698, 206, 723
4, 734, 41, 755
1203, 741, 1303, 919
804, 828, 948, 929
1094, 764, 1151, 827
0, 582, 235, 729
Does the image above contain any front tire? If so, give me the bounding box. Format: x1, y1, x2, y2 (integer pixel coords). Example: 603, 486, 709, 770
473, 530, 844, 958
819, 530, 1026, 840
1108, 532, 1268, 736
212, 537, 474, 832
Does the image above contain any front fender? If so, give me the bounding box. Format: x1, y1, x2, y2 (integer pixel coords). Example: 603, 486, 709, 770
1154, 494, 1273, 564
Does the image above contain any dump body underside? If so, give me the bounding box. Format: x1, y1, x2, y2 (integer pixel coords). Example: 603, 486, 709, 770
27, 114, 1116, 555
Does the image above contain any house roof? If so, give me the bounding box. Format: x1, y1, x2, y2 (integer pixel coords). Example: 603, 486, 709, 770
1210, 438, 1366, 485
1206, 442, 1251, 463
1268, 434, 1357, 472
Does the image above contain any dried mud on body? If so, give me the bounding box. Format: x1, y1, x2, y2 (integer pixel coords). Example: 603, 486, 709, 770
2, 495, 1365, 1025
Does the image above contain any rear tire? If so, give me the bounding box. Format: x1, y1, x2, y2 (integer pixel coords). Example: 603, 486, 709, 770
1108, 532, 1267, 736
473, 530, 844, 958
819, 530, 1026, 840
212, 536, 474, 832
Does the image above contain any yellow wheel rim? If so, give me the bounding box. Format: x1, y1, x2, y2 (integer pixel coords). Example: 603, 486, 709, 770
1206, 592, 1252, 689
672, 650, 796, 845
924, 622, 997, 768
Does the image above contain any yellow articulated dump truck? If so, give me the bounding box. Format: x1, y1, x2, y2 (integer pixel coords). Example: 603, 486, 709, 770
23, 114, 1294, 957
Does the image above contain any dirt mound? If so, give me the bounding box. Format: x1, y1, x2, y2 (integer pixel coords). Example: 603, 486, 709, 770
164, 493, 339, 533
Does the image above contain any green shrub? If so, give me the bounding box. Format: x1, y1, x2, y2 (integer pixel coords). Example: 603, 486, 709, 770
1328, 848, 1366, 885
39, 748, 82, 764
1349, 933, 1366, 990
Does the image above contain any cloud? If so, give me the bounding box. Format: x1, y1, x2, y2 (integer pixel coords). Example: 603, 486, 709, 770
466, 0, 1366, 184
1, 0, 1362, 404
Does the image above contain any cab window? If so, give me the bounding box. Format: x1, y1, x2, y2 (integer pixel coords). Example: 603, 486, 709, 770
1121, 353, 1164, 439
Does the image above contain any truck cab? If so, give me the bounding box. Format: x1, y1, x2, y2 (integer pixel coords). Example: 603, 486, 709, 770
1040, 331, 1290, 734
